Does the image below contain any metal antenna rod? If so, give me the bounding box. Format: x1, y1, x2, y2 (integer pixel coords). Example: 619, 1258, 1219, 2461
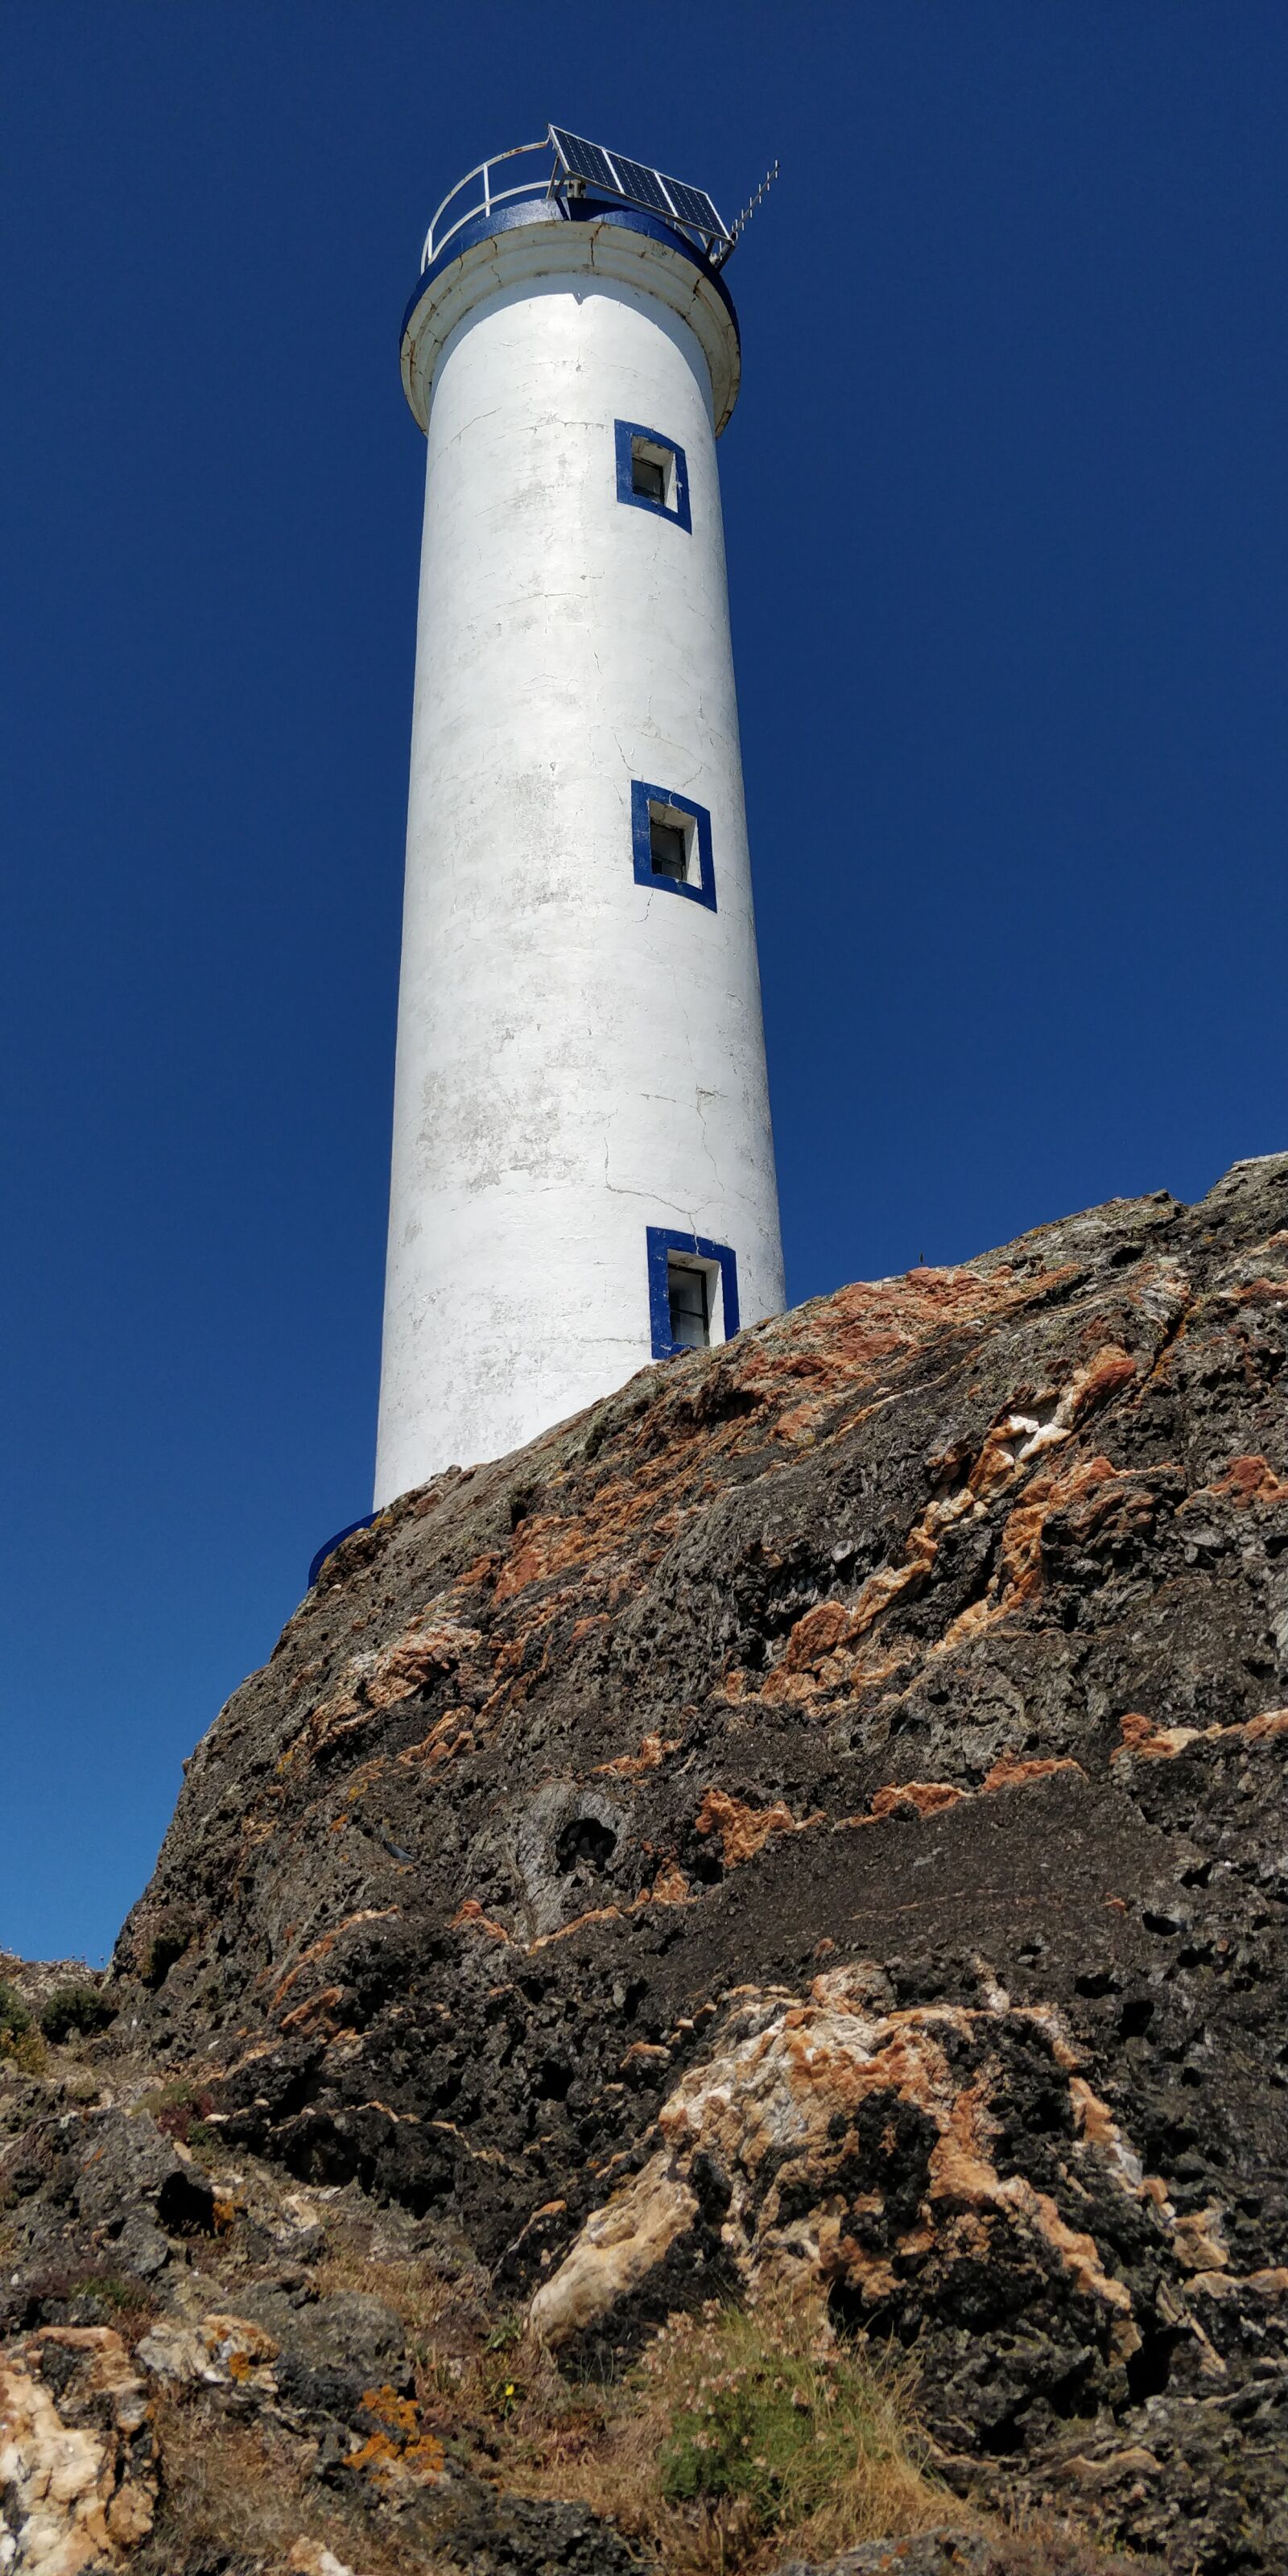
730, 157, 780, 242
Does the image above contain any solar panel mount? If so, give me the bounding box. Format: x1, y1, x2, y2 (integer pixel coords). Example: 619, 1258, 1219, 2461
548, 125, 733, 263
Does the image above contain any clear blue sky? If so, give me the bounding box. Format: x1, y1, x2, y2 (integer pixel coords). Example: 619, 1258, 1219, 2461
4, 3, 1286, 1963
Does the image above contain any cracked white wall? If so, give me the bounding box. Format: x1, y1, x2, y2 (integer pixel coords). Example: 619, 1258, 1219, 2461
374, 223, 785, 1504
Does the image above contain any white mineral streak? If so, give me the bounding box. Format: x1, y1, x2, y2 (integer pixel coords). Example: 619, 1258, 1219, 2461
0, 2333, 153, 2575
529, 1970, 1152, 2353
528, 2148, 698, 2346
285, 2546, 357, 2576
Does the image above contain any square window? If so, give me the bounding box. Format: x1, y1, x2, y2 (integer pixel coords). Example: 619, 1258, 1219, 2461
615, 419, 691, 531
631, 779, 716, 911
646, 1227, 741, 1360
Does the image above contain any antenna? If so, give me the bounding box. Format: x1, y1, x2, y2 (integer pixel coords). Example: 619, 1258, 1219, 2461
730, 157, 780, 246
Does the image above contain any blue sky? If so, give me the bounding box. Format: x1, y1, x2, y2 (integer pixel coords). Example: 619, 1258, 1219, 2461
4, 2, 1286, 1963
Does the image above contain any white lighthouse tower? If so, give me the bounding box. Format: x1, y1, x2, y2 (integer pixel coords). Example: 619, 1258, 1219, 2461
373, 129, 785, 1508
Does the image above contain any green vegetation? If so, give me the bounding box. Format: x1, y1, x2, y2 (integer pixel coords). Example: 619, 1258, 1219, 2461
0, 1981, 44, 2074
0, 1982, 33, 2047
649, 2296, 935, 2554
136, 2074, 216, 2145
39, 1981, 115, 2041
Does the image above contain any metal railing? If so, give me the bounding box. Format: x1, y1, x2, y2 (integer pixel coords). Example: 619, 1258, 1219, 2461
419, 138, 554, 274
419, 130, 738, 277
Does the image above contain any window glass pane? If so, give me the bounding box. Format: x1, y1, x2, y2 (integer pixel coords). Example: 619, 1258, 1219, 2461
650, 819, 687, 881
668, 1262, 709, 1348
633, 453, 666, 502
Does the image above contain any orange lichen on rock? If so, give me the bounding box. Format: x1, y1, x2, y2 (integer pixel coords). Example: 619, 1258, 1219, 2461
759, 1347, 1154, 1704
270, 1910, 398, 2011
529, 1904, 628, 1953
493, 1514, 589, 1606
279, 1984, 345, 2035
593, 1732, 679, 1778
694, 1788, 813, 1864
868, 1780, 966, 1819
348, 2395, 446, 2486
360, 2386, 418, 2435
1112, 1711, 1205, 1761
275, 1617, 482, 1773
997, 1455, 1117, 1598
647, 1860, 692, 1905
1242, 1707, 1288, 1741
1113, 1704, 1288, 1763
450, 1897, 511, 1943
362, 1621, 481, 1711
1203, 1453, 1288, 1505
778, 1599, 855, 1672
980, 1753, 1086, 1794
1065, 1344, 1140, 1418
396, 1709, 474, 1770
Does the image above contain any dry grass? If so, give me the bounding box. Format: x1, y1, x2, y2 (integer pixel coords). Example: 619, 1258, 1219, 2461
409, 2288, 952, 2574
128, 2231, 1136, 2575
142, 2396, 413, 2576
311, 2239, 484, 2351
650, 2294, 943, 2553
983, 2520, 1144, 2574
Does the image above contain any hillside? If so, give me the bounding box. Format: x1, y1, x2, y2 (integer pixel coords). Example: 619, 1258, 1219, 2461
3, 1154, 1287, 2575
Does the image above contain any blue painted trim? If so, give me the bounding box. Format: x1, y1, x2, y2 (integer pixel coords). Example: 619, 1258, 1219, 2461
308, 1513, 377, 1588
401, 199, 740, 372
646, 1226, 741, 1360
631, 778, 716, 912
615, 420, 691, 532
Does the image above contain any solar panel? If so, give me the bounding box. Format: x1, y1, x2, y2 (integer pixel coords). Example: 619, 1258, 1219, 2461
548, 124, 731, 250
660, 175, 727, 237
550, 127, 618, 192
604, 150, 674, 219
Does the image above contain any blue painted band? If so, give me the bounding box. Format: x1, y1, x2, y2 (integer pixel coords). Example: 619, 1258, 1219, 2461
401, 197, 740, 369
631, 778, 716, 912
308, 1513, 377, 1589
646, 1226, 741, 1360
614, 419, 691, 532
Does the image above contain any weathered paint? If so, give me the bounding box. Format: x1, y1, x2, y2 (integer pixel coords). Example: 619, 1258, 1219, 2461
374, 200, 784, 1505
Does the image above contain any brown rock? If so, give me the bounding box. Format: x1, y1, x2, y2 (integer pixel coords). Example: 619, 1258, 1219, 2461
9, 1153, 1286, 2571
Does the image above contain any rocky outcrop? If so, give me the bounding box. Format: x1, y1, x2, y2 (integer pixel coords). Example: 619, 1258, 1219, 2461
4, 1154, 1287, 2571
0, 2327, 156, 2573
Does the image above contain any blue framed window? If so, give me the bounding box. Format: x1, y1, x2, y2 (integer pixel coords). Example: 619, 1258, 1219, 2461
631, 779, 716, 913
615, 420, 691, 532
646, 1227, 741, 1360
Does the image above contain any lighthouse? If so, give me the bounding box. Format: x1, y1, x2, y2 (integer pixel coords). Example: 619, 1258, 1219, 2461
373, 129, 785, 1507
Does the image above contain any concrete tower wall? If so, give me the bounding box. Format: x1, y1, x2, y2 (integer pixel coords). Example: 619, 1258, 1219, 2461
374, 213, 784, 1505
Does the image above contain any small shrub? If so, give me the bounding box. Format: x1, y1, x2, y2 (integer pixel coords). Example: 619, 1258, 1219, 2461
21, 2267, 159, 2336
649, 2295, 940, 2555
69, 2271, 155, 2322
0, 1983, 43, 2074
0, 1982, 33, 2046
39, 1983, 115, 2043
136, 2078, 215, 2143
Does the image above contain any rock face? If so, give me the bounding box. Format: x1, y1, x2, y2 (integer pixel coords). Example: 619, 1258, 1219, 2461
5, 1155, 1288, 2572
0, 2327, 156, 2572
